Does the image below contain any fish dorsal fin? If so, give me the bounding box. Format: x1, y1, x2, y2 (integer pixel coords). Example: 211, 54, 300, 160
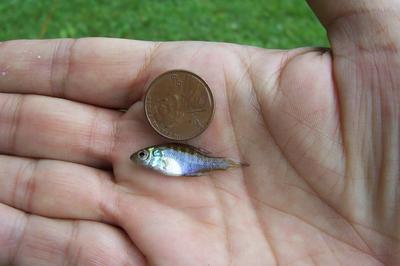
189, 145, 212, 155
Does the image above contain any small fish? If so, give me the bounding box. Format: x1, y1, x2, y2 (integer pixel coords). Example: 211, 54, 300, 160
130, 143, 248, 176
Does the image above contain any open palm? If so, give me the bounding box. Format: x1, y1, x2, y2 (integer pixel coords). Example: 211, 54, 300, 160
1, 2, 399, 265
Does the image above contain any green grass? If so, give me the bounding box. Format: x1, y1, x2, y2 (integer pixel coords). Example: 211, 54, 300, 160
0, 0, 329, 49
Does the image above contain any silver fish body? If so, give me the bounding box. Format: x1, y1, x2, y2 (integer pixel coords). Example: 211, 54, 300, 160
130, 143, 247, 176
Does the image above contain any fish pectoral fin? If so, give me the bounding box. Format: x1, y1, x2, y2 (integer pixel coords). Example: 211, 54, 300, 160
184, 172, 205, 177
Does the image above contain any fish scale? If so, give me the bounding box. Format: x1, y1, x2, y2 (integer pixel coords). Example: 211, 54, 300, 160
130, 143, 248, 176
163, 148, 212, 174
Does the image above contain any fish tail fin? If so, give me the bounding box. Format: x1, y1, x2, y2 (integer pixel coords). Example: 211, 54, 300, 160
227, 159, 250, 168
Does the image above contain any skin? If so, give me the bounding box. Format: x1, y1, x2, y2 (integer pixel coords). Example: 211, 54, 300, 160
0, 0, 399, 265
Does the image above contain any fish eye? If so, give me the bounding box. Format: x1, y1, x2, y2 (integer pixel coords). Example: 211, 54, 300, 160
138, 150, 149, 160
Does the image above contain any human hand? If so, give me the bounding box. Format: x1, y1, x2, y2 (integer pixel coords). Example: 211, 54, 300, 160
1, 0, 399, 265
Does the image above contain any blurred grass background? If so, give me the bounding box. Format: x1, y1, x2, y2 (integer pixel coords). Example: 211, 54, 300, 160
0, 0, 329, 49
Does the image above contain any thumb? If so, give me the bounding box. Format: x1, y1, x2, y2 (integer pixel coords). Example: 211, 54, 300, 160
306, 0, 400, 53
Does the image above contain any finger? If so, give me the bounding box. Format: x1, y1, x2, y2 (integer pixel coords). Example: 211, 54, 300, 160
0, 203, 145, 265
0, 38, 157, 108
0, 93, 119, 167
0, 155, 115, 222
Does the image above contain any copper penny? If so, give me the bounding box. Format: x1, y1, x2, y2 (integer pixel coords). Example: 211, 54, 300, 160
144, 70, 214, 140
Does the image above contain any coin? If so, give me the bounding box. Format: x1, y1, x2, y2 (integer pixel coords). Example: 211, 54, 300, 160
144, 70, 214, 141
